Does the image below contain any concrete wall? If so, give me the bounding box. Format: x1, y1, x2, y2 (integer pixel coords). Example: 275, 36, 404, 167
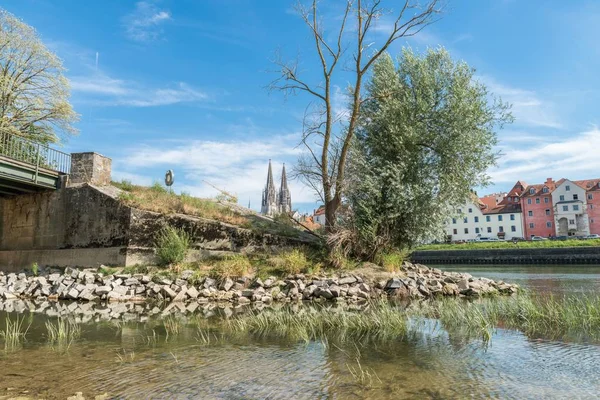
0, 184, 316, 271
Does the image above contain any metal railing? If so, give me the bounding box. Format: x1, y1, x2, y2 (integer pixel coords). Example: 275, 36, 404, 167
0, 131, 71, 175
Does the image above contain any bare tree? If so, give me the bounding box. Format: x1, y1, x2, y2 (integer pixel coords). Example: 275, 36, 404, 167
270, 0, 442, 231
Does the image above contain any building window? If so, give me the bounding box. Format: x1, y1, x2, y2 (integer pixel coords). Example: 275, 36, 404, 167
569, 219, 575, 225
591, 204, 594, 209
546, 209, 550, 215
475, 227, 480, 234
528, 211, 533, 217
453, 229, 457, 234
464, 217, 468, 223
474, 216, 479, 223
543, 187, 548, 193
588, 194, 593, 200
487, 227, 492, 233
464, 228, 469, 234
546, 221, 552, 228
529, 188, 535, 194
511, 225, 516, 232
468, 208, 473, 213
573, 205, 580, 211
545, 197, 549, 203
560, 195, 565, 201
536, 198, 540, 204
452, 218, 457, 224
563, 205, 569, 211
573, 194, 579, 200
527, 199, 532, 205
486, 216, 491, 222
498, 215, 503, 221
457, 208, 462, 214
499, 226, 504, 233
510, 214, 515, 221
566, 185, 571, 191
592, 219, 595, 224
529, 223, 535, 229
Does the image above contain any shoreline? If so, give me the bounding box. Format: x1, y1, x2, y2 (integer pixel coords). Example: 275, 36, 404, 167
0, 262, 518, 306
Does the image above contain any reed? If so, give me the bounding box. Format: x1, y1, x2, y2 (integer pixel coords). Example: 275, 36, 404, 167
225, 302, 408, 343
0, 315, 30, 351
45, 318, 81, 350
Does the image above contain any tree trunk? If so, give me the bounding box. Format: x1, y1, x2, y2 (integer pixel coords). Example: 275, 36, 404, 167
325, 195, 340, 232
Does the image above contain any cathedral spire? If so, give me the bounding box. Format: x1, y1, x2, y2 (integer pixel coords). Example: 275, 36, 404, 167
266, 159, 274, 188
278, 163, 292, 214
261, 159, 277, 216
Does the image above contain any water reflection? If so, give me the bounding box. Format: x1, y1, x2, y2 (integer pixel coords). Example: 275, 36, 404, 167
0, 298, 600, 399
439, 265, 600, 296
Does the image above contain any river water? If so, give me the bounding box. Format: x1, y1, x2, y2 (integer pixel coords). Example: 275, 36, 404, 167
1, 266, 600, 399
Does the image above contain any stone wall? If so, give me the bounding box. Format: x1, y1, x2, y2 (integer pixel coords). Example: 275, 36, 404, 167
411, 247, 600, 265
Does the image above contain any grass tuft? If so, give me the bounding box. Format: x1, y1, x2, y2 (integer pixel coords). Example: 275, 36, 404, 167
45, 318, 81, 350
154, 225, 191, 266
267, 249, 311, 275
1, 315, 30, 351
377, 250, 409, 273
211, 254, 253, 279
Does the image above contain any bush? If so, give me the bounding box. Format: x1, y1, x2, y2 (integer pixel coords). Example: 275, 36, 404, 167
154, 226, 191, 266
114, 179, 134, 191
151, 181, 168, 194
211, 254, 252, 278
378, 250, 409, 272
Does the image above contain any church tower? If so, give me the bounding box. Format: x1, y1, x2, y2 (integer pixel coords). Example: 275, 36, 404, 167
277, 163, 292, 214
261, 160, 277, 216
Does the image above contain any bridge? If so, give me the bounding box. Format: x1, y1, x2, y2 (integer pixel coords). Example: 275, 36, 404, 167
0, 131, 71, 196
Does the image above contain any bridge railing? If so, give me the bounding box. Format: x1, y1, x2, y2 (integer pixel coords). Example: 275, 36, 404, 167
0, 131, 71, 175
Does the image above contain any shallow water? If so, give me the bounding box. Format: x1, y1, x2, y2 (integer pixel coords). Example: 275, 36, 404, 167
2, 266, 600, 399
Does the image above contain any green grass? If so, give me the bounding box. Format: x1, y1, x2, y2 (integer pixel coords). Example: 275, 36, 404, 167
112, 180, 249, 226
45, 318, 81, 350
210, 254, 253, 279
1, 315, 30, 351
416, 238, 600, 251
377, 250, 409, 272
154, 225, 191, 266
224, 302, 409, 343
413, 294, 600, 342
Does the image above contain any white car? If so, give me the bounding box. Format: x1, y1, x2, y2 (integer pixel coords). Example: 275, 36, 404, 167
586, 234, 600, 239
531, 236, 548, 241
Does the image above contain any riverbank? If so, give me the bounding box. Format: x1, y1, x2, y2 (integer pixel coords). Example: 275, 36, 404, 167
0, 262, 518, 305
411, 246, 600, 265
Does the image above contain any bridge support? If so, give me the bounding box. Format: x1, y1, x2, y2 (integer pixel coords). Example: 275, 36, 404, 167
69, 152, 112, 186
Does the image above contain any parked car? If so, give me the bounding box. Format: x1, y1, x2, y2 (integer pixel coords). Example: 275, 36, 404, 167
478, 237, 500, 242
552, 236, 569, 241
511, 237, 526, 242
531, 236, 548, 241
586, 234, 600, 239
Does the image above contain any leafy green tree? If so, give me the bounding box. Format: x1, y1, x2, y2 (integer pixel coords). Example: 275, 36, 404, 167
0, 8, 78, 144
346, 47, 513, 258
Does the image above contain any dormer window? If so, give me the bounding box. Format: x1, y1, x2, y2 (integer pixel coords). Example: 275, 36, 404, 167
542, 187, 548, 193
529, 188, 535, 194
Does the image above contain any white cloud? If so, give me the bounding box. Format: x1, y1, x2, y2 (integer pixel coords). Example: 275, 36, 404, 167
70, 73, 207, 107
116, 134, 320, 211
479, 76, 562, 129
490, 126, 600, 184
124, 1, 172, 42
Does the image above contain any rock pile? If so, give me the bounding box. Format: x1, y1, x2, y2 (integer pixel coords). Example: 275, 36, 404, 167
0, 262, 518, 305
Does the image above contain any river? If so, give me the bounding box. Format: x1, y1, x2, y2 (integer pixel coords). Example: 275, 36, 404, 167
1, 266, 600, 399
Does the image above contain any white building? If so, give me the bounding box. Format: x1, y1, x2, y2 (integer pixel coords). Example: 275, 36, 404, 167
445, 194, 525, 241
313, 206, 326, 225
552, 179, 590, 236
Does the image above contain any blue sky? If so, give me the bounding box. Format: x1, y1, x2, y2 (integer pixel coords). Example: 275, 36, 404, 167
4, 0, 600, 212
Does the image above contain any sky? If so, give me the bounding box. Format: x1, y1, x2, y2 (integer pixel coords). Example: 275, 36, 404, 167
3, 0, 600, 212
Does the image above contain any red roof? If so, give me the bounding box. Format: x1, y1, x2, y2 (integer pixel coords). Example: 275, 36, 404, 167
314, 205, 325, 216
573, 179, 600, 192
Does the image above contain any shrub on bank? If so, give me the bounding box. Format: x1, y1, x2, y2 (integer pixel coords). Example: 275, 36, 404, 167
211, 254, 253, 278
154, 226, 191, 266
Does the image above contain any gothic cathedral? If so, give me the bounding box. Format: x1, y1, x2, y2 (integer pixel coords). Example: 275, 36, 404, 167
261, 160, 292, 216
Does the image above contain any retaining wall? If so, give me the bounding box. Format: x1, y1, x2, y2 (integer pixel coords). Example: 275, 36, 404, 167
411, 246, 600, 265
